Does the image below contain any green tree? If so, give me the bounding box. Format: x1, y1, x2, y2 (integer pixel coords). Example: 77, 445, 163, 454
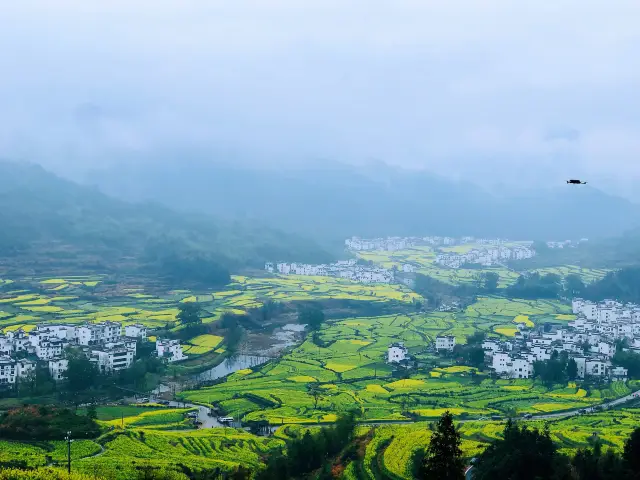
136, 339, 156, 360
86, 404, 98, 420
65, 348, 99, 392
298, 304, 325, 331
308, 383, 323, 409
613, 351, 640, 379
481, 272, 499, 293
623, 427, 640, 476
573, 441, 626, 480
466, 331, 486, 345
567, 358, 578, 381
533, 357, 568, 387
467, 347, 486, 369
474, 421, 568, 480
418, 411, 464, 480
177, 302, 202, 326
564, 274, 585, 297
221, 314, 244, 353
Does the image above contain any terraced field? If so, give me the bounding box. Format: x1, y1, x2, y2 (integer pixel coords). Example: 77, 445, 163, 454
532, 265, 611, 283
0, 274, 419, 371
353, 407, 640, 479
356, 248, 610, 288
1, 405, 283, 480
179, 297, 608, 422
9, 401, 640, 480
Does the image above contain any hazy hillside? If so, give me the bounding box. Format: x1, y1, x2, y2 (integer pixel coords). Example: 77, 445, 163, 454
0, 161, 334, 281
86, 158, 640, 242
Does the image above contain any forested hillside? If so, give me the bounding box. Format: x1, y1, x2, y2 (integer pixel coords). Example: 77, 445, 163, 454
86, 157, 640, 241
0, 161, 334, 283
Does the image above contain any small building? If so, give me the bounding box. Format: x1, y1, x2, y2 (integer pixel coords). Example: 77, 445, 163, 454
0, 335, 13, 356
585, 360, 608, 377
92, 346, 135, 373
76, 322, 122, 346
124, 324, 147, 340
35, 339, 67, 360
48, 358, 69, 381
156, 339, 186, 362
0, 357, 35, 387
436, 335, 456, 352
387, 343, 408, 363
610, 366, 628, 380
572, 356, 587, 379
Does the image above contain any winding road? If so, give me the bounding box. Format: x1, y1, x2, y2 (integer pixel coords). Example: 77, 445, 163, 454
147, 389, 640, 431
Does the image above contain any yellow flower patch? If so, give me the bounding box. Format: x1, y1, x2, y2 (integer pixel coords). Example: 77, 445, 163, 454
494, 327, 518, 337
324, 362, 358, 373
513, 315, 534, 327
366, 384, 389, 394
288, 376, 317, 383
385, 379, 425, 389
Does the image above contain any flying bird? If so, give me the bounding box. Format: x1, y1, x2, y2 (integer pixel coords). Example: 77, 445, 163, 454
567, 179, 587, 185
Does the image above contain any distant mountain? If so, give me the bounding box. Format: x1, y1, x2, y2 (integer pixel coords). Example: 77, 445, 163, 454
0, 161, 334, 282
85, 157, 640, 242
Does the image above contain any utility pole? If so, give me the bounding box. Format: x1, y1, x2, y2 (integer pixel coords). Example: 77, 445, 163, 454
64, 431, 72, 474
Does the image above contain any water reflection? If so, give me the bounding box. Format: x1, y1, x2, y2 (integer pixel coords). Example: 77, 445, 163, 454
195, 354, 269, 382
194, 323, 307, 382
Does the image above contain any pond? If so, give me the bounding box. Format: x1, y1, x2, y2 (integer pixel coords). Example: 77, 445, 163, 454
194, 323, 306, 383
195, 354, 270, 382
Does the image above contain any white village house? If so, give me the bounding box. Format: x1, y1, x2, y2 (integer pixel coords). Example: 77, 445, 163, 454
483, 298, 640, 381
156, 339, 187, 362
48, 358, 69, 381
266, 259, 395, 284
0, 320, 170, 388
387, 343, 408, 363
125, 324, 148, 340
0, 357, 35, 386
436, 335, 456, 352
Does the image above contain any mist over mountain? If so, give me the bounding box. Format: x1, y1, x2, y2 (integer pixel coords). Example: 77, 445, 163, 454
0, 161, 334, 280
85, 158, 640, 242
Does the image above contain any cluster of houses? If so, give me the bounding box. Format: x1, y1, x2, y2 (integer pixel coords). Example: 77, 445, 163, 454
481, 298, 639, 380
387, 336, 457, 364
546, 239, 589, 249
345, 237, 420, 252
265, 260, 396, 284
435, 244, 535, 268
0, 322, 187, 388
345, 235, 509, 252
387, 297, 638, 384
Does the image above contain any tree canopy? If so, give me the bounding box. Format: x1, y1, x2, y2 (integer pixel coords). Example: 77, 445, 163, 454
418, 411, 465, 480
298, 304, 325, 331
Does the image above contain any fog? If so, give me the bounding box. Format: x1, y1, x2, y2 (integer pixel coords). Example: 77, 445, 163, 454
1, 1, 639, 198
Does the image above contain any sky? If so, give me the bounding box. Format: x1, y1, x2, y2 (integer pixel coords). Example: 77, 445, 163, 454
1, 1, 639, 197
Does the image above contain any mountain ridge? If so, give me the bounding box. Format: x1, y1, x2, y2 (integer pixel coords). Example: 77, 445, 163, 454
84, 158, 640, 242
0, 161, 335, 281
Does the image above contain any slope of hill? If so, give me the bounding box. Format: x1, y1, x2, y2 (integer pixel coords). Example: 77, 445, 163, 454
0, 161, 334, 283
85, 157, 640, 242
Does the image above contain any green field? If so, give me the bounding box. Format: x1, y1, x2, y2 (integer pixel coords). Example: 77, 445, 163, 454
0, 275, 418, 331
6, 399, 640, 480
179, 297, 615, 423
532, 265, 611, 283
357, 248, 610, 288
0, 406, 283, 480
354, 407, 640, 479
0, 274, 419, 373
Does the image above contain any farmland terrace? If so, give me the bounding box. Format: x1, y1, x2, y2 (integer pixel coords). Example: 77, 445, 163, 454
180, 296, 637, 423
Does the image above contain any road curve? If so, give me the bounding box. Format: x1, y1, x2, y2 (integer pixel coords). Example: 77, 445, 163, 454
151, 390, 640, 430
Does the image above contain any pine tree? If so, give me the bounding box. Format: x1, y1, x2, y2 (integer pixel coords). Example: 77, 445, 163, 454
623, 427, 640, 477
419, 411, 465, 480
567, 358, 578, 381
